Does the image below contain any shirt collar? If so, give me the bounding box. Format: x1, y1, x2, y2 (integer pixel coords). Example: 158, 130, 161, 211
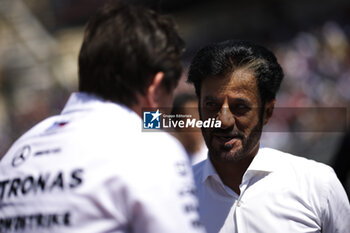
201, 147, 277, 184
245, 147, 277, 173
61, 92, 134, 116
201, 155, 220, 183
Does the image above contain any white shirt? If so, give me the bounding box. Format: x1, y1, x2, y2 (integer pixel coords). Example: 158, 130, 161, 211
191, 143, 208, 165
0, 93, 205, 233
193, 147, 350, 233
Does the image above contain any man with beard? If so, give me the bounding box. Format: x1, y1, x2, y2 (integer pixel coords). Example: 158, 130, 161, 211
188, 40, 350, 233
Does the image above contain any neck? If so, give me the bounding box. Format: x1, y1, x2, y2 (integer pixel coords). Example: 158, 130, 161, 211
210, 144, 259, 195
130, 95, 149, 118
130, 105, 142, 118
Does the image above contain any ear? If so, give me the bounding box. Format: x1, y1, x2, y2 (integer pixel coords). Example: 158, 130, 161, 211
146, 72, 165, 108
263, 99, 276, 125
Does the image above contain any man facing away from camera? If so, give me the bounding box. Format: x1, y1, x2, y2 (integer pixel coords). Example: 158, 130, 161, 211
0, 2, 205, 233
188, 40, 350, 233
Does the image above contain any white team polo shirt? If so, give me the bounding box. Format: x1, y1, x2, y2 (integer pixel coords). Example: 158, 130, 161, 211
193, 147, 350, 233
0, 92, 205, 233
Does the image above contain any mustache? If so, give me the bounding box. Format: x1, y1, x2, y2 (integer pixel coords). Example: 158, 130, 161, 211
211, 128, 245, 139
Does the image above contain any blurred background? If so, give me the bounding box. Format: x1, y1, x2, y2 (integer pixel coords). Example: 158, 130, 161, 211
0, 0, 349, 192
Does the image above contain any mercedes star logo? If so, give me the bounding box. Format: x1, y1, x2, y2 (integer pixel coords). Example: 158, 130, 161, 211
12, 145, 31, 167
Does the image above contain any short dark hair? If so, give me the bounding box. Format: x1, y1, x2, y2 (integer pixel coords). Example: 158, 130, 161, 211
188, 40, 283, 104
78, 1, 185, 106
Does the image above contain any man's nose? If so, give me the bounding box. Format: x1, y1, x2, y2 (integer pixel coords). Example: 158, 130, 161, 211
217, 106, 235, 129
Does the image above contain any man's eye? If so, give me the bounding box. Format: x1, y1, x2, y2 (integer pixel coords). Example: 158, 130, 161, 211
233, 104, 250, 115
206, 102, 217, 107
204, 102, 220, 112
237, 104, 247, 109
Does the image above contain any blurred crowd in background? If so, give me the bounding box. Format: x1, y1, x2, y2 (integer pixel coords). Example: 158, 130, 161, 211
262, 21, 350, 163
0, 0, 349, 190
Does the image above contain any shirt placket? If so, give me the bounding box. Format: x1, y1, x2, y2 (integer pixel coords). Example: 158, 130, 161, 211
230, 174, 253, 233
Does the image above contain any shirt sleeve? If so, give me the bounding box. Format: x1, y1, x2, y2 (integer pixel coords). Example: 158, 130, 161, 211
321, 166, 350, 233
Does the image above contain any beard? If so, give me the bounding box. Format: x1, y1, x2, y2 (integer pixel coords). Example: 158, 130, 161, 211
203, 120, 263, 163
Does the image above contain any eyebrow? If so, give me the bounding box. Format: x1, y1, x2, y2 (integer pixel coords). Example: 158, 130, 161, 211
235, 97, 251, 104
203, 96, 218, 101
233, 98, 253, 108
203, 96, 252, 106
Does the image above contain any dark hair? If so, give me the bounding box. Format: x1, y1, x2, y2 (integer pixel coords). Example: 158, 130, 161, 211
78, 1, 185, 106
188, 40, 283, 104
